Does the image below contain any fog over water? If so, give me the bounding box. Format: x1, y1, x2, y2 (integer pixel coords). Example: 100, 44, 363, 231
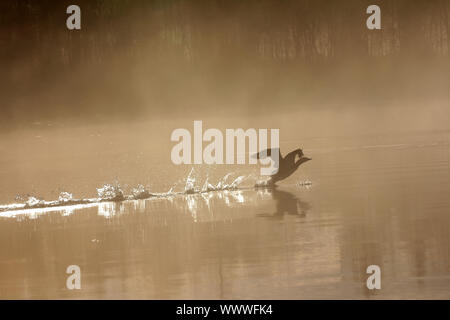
1, 0, 450, 299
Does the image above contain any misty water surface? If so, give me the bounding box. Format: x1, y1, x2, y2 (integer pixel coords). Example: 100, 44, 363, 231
1, 114, 449, 299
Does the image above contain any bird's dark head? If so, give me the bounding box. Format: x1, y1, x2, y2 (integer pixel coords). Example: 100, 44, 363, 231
295, 149, 311, 164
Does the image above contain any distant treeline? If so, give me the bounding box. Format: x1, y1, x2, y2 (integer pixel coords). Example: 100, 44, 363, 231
2, 0, 449, 64
1, 0, 449, 124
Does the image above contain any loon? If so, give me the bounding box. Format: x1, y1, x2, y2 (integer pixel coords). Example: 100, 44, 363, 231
254, 148, 311, 185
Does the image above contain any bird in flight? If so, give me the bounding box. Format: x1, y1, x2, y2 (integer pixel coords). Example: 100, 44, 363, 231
253, 148, 311, 185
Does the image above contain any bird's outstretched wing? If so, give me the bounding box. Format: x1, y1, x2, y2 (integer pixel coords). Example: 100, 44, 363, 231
252, 148, 283, 160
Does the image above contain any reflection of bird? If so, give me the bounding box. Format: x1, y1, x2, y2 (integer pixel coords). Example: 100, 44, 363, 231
254, 148, 311, 185
257, 188, 310, 219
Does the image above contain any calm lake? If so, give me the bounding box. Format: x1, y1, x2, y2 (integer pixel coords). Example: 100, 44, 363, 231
1, 116, 450, 299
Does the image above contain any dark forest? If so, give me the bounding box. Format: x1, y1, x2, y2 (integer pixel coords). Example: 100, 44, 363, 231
1, 0, 450, 126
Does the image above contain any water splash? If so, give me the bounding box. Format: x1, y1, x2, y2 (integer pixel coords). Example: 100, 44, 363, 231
184, 168, 197, 194
0, 170, 258, 215
254, 178, 272, 188
201, 176, 216, 192
97, 184, 124, 201
296, 180, 313, 188
131, 184, 152, 200
229, 175, 246, 189
58, 192, 73, 203
26, 196, 45, 207
214, 172, 232, 190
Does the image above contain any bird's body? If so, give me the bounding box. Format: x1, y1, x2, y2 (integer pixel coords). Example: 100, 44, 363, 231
254, 148, 311, 185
